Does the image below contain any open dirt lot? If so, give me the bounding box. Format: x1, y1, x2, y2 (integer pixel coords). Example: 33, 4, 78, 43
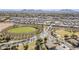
0, 22, 14, 32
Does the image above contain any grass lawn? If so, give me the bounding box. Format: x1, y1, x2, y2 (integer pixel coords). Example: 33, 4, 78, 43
8, 27, 36, 33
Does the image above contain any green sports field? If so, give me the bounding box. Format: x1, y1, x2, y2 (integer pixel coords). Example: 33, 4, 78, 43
8, 27, 36, 33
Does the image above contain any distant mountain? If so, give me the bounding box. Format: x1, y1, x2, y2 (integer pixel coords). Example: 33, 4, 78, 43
21, 9, 52, 13
21, 9, 79, 13
0, 9, 79, 14
56, 9, 79, 14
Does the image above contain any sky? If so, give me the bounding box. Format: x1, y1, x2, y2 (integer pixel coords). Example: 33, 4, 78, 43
0, 0, 79, 9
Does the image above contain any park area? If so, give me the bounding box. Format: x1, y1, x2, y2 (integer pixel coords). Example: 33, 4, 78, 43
8, 27, 37, 33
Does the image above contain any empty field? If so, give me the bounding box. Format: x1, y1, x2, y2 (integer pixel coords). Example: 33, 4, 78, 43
55, 28, 79, 38
0, 22, 14, 32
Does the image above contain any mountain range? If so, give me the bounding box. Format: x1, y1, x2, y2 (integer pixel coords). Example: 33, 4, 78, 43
0, 9, 79, 13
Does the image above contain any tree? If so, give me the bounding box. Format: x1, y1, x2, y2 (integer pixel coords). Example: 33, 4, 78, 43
44, 37, 48, 43
0, 34, 5, 43
11, 45, 18, 50
64, 34, 69, 40
43, 37, 49, 50
24, 44, 29, 50
35, 38, 43, 50
5, 35, 11, 42
71, 34, 78, 40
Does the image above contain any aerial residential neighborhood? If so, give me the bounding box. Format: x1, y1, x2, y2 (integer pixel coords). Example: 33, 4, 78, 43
0, 9, 79, 50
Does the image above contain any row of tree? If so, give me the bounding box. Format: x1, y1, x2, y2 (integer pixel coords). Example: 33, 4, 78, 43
0, 12, 79, 17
